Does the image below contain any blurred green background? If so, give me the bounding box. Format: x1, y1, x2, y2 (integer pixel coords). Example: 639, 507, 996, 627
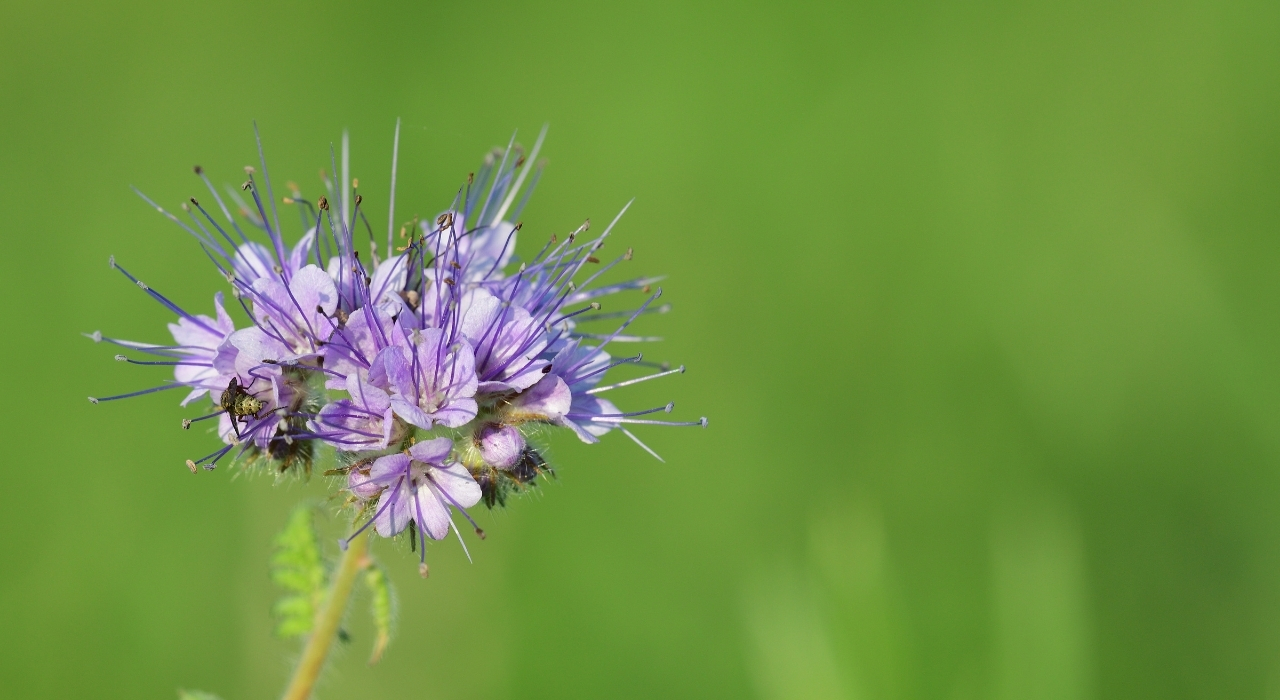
3, 0, 1280, 698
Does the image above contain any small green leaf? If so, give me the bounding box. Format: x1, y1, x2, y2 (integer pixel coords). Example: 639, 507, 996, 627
363, 560, 396, 664
270, 505, 328, 638
177, 690, 224, 700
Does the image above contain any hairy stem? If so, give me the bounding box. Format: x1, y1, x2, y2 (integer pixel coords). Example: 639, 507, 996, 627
281, 533, 370, 700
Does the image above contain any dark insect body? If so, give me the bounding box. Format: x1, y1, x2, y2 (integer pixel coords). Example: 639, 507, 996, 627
220, 377, 265, 439
477, 447, 555, 508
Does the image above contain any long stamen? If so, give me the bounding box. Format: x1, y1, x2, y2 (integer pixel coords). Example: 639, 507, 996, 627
563, 288, 661, 376
113, 355, 211, 367
586, 416, 709, 427
182, 410, 225, 429
575, 303, 671, 323
577, 402, 676, 419
620, 427, 664, 463
87, 383, 184, 403
492, 124, 547, 224
387, 118, 401, 260
83, 332, 193, 358
550, 302, 601, 326
195, 165, 254, 247
572, 353, 644, 384
253, 121, 286, 264
586, 365, 685, 394
110, 258, 221, 336
572, 332, 664, 342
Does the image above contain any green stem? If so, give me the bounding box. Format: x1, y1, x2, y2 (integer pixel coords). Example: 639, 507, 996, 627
281, 532, 370, 700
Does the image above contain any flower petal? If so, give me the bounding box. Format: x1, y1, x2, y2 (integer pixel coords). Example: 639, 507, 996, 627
409, 436, 454, 465
430, 462, 483, 509
509, 375, 572, 423
374, 485, 413, 538
414, 484, 452, 540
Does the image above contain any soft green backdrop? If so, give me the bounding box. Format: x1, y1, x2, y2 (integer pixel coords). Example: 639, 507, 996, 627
2, 1, 1279, 699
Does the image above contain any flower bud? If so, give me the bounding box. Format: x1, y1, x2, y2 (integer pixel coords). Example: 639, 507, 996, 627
477, 424, 525, 469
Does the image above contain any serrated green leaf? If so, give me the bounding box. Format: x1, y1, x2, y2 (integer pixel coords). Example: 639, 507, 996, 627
363, 560, 396, 664
270, 505, 328, 639
177, 690, 224, 700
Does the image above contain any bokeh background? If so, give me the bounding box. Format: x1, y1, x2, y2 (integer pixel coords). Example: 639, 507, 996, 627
3, 1, 1280, 698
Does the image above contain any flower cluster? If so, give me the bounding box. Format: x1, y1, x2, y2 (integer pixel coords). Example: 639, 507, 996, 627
88, 127, 704, 571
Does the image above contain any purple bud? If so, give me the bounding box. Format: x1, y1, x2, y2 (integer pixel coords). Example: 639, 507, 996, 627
478, 424, 525, 469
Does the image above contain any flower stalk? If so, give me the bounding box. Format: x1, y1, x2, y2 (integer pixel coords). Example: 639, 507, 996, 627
281, 531, 370, 700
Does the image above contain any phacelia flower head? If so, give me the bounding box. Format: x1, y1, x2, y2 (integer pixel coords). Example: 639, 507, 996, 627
88, 122, 706, 572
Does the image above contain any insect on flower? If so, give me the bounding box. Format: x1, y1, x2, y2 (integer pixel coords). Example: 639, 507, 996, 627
220, 377, 265, 439
88, 121, 706, 564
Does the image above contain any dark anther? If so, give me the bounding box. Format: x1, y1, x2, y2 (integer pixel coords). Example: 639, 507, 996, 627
542, 364, 553, 374
241, 180, 252, 191
475, 528, 487, 540
190, 197, 200, 206
467, 172, 474, 185
354, 194, 363, 206
450, 260, 461, 270
318, 196, 329, 211
514, 222, 523, 231
587, 256, 600, 264
182, 419, 192, 430
193, 165, 203, 175
316, 305, 325, 314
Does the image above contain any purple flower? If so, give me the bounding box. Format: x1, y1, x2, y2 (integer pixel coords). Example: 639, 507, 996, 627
346, 437, 482, 542
309, 373, 395, 452
459, 288, 548, 394
322, 306, 402, 390
212, 327, 291, 449
248, 263, 338, 357
374, 328, 479, 430
167, 291, 237, 407
90, 126, 705, 574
